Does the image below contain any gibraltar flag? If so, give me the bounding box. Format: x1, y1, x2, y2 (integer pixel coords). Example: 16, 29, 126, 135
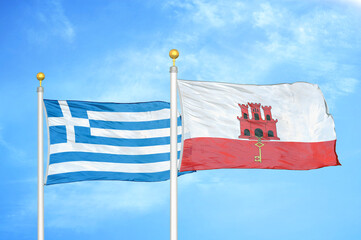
178, 80, 340, 171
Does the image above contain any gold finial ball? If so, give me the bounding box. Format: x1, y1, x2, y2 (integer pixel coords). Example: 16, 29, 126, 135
36, 72, 45, 81
169, 49, 179, 60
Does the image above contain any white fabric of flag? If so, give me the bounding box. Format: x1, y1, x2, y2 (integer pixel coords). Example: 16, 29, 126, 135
44, 100, 183, 185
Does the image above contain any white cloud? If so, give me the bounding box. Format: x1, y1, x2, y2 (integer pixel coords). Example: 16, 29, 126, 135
0, 126, 26, 161
338, 78, 359, 93
321, 77, 359, 108
162, 1, 359, 88
29, 0, 75, 43
44, 182, 168, 229
86, 47, 172, 103
6, 181, 168, 230
165, 0, 246, 28
43, 0, 360, 116
332, 0, 361, 7
68, 0, 358, 102
253, 2, 284, 28
248, 2, 361, 101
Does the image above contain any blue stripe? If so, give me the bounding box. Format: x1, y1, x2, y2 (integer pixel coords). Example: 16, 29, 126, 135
46, 171, 171, 184
89, 117, 181, 130
67, 100, 170, 118
75, 127, 181, 146
46, 170, 192, 185
50, 151, 181, 164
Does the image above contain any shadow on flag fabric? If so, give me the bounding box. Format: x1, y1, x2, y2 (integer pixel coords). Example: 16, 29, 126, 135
44, 100, 186, 185
177, 80, 340, 172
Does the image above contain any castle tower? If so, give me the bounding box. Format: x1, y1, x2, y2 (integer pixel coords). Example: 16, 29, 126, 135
248, 103, 262, 120
237, 104, 251, 138
238, 104, 249, 119
261, 105, 279, 140
262, 106, 273, 121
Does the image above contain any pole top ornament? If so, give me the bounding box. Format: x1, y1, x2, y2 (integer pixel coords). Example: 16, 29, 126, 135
169, 49, 179, 66
37, 72, 45, 86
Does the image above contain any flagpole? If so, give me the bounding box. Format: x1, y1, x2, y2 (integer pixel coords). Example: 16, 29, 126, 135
169, 49, 179, 240
37, 72, 45, 240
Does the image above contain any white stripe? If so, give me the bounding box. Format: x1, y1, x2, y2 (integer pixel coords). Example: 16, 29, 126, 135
50, 142, 182, 155
178, 80, 336, 142
90, 126, 182, 139
48, 117, 90, 127
87, 109, 172, 122
47, 161, 170, 175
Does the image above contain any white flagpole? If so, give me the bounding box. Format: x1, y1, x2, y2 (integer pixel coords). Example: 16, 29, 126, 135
37, 72, 45, 240
169, 49, 179, 240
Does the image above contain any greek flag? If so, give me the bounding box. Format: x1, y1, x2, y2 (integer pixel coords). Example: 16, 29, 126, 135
44, 100, 183, 185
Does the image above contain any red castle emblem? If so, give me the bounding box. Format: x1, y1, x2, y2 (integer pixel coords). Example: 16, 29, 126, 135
237, 103, 280, 140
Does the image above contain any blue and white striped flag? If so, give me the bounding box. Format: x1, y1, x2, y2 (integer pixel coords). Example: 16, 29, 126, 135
44, 100, 183, 185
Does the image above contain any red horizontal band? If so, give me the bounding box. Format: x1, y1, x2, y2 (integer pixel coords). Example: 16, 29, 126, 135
180, 138, 340, 171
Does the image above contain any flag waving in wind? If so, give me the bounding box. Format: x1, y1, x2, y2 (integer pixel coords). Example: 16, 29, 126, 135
44, 100, 183, 185
178, 80, 340, 171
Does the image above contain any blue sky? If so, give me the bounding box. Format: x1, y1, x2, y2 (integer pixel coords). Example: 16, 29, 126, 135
1, 0, 361, 239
